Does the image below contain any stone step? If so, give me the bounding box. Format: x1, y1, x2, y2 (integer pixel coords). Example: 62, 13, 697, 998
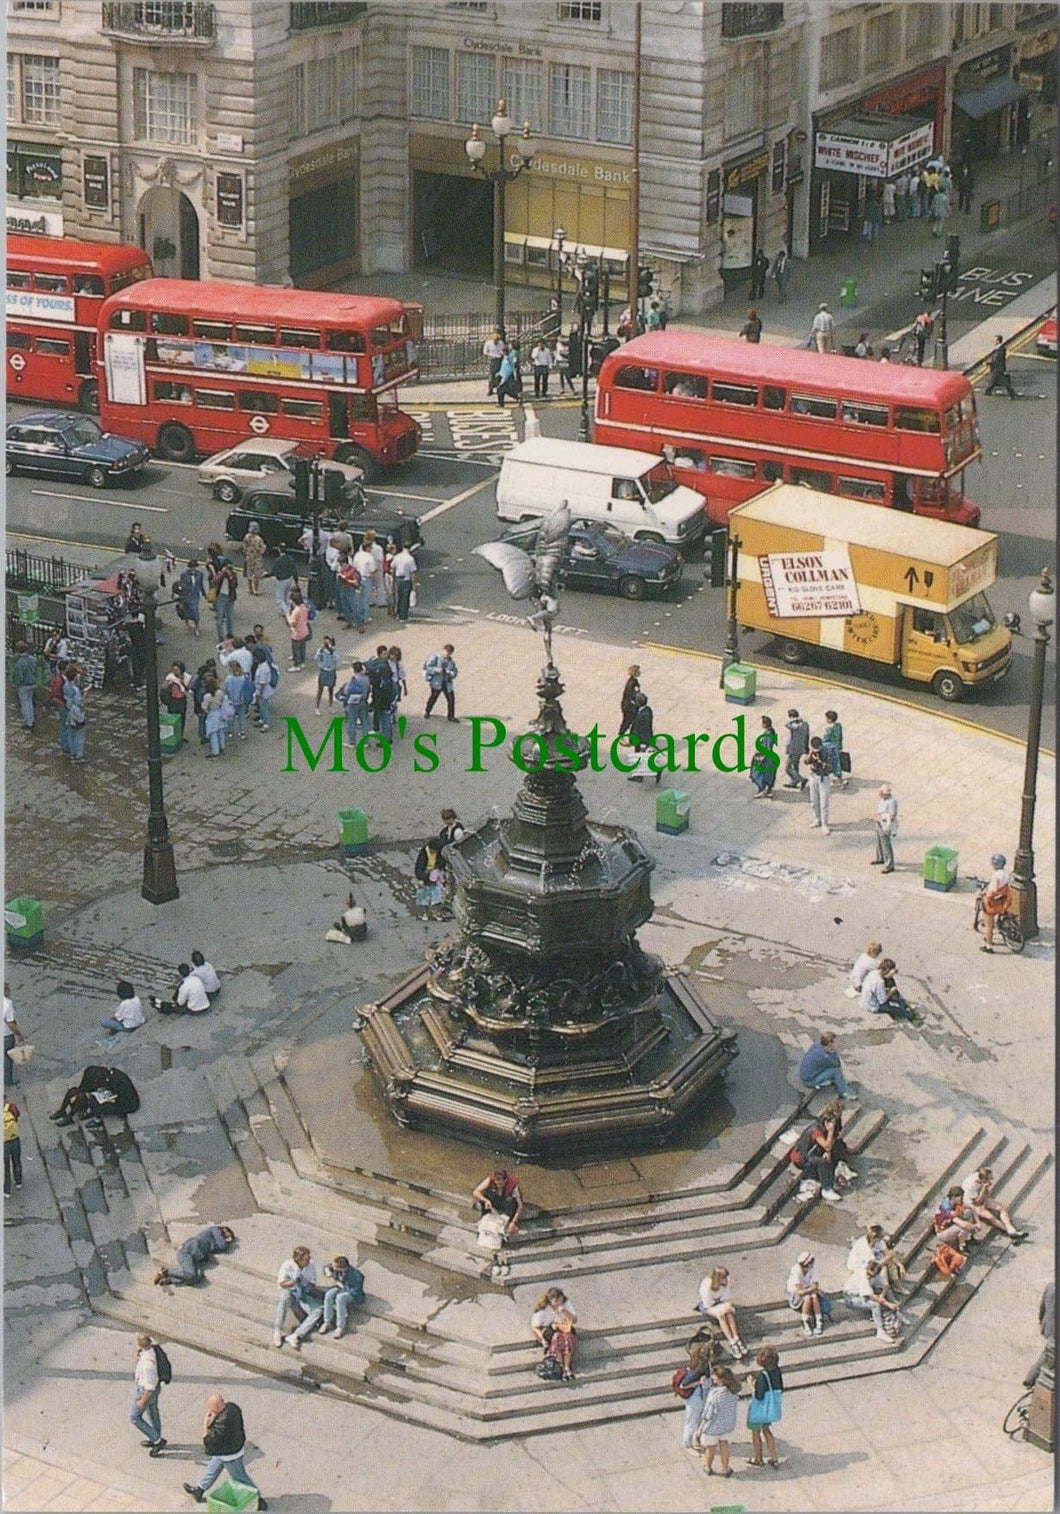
22, 1099, 106, 1302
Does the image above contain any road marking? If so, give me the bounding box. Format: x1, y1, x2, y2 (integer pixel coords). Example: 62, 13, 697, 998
29, 489, 168, 512
417, 450, 499, 466
418, 475, 496, 523
446, 409, 520, 456
7, 530, 124, 554
365, 487, 447, 504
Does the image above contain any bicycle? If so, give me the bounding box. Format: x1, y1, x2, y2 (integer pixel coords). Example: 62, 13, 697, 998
969, 875, 1025, 954
1003, 1387, 1032, 1440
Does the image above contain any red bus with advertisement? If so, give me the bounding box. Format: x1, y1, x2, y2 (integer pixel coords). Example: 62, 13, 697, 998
6, 235, 153, 413
97, 279, 420, 477
594, 333, 981, 528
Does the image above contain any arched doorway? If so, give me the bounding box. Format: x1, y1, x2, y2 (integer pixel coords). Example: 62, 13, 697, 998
138, 185, 200, 280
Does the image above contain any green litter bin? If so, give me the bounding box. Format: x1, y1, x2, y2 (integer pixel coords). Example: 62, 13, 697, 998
839, 277, 858, 308
722, 661, 757, 705
656, 788, 690, 836
204, 1480, 259, 1514
339, 806, 369, 857
159, 710, 182, 756
5, 895, 43, 949
923, 845, 959, 892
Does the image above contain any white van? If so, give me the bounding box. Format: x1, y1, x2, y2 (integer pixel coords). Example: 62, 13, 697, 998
495, 439, 707, 548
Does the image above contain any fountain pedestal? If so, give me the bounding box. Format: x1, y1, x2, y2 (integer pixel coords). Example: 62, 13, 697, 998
361, 665, 737, 1158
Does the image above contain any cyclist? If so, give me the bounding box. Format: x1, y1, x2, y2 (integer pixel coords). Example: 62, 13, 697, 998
978, 853, 1012, 953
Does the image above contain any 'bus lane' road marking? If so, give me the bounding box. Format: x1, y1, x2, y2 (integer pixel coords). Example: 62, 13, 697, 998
418, 475, 496, 523
30, 489, 168, 512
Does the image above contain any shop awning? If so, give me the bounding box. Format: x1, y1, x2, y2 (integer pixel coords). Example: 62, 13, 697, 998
954, 75, 1027, 119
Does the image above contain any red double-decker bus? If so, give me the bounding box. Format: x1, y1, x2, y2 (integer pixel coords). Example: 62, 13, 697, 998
594, 333, 981, 528
6, 235, 153, 413
98, 279, 420, 477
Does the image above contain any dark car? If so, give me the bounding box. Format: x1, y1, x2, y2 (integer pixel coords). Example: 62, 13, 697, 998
499, 519, 682, 600
6, 412, 149, 488
226, 487, 422, 557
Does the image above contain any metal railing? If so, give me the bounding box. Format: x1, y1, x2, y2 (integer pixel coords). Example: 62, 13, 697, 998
101, 1, 216, 40
417, 306, 562, 379
1004, 177, 1054, 226
6, 549, 89, 594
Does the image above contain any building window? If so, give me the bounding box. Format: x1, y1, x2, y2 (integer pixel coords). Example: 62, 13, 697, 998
9, 1, 57, 11
20, 54, 60, 125
288, 62, 305, 138
306, 55, 336, 133
7, 55, 17, 122
337, 47, 357, 123
290, 2, 365, 29
133, 67, 194, 143
456, 50, 494, 125
820, 25, 856, 90
596, 67, 631, 144
557, 0, 601, 19
411, 45, 450, 119
502, 56, 543, 131
723, 61, 760, 138
908, 2, 939, 51
721, 4, 784, 37
549, 62, 590, 138
865, 12, 898, 68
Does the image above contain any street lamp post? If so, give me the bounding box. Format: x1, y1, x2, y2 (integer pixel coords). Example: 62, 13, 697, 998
719, 532, 743, 688
131, 549, 179, 905
1010, 567, 1054, 940
466, 103, 535, 339
553, 225, 566, 332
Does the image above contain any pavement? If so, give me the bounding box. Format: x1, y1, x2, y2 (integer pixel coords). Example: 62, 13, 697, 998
4, 588, 1055, 1510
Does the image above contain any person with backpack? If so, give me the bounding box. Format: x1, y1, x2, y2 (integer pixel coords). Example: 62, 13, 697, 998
674, 1338, 715, 1451
339, 660, 371, 749
424, 644, 458, 721
251, 646, 278, 733
365, 644, 397, 742
131, 1332, 168, 1456
184, 1393, 267, 1508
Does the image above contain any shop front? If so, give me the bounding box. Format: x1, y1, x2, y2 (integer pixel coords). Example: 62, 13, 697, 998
810, 111, 934, 249
409, 132, 630, 297
289, 137, 359, 288
1018, 25, 1057, 108
862, 61, 947, 147
719, 146, 770, 291
953, 46, 1028, 162
7, 140, 63, 235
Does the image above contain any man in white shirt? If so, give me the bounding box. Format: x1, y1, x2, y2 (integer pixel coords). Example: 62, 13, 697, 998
4, 994, 26, 1086
131, 1332, 167, 1454
219, 639, 253, 676
482, 332, 505, 395
859, 959, 915, 1021
101, 979, 145, 1035
979, 852, 1012, 953
846, 941, 882, 997
274, 1245, 318, 1346
872, 784, 898, 873
843, 1260, 899, 1342
961, 1166, 1028, 1241
811, 302, 835, 353
152, 965, 210, 1016
190, 951, 221, 997
351, 540, 376, 629
530, 340, 553, 398
786, 1250, 825, 1336
391, 545, 417, 624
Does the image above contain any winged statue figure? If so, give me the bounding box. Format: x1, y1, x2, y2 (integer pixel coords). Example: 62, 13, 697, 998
474, 503, 571, 666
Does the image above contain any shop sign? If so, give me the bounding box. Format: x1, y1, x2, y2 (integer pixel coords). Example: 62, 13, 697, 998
863, 62, 946, 118
216, 171, 244, 229
1020, 27, 1057, 60
760, 549, 861, 619
725, 148, 770, 189
771, 139, 786, 195
888, 120, 935, 177
462, 37, 541, 57
815, 131, 888, 177
705, 167, 721, 225
6, 204, 64, 237
289, 138, 358, 190
514, 150, 630, 186
216, 132, 244, 154
957, 45, 1012, 85
83, 154, 109, 211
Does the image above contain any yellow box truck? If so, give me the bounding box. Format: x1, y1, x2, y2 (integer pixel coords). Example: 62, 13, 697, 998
731, 484, 1012, 702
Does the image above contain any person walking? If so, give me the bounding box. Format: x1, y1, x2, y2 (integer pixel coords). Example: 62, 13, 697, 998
530, 338, 552, 398
930, 184, 950, 238
1032, 131, 1052, 181
339, 660, 371, 749
63, 665, 87, 762
770, 246, 789, 303
751, 248, 769, 300
749, 714, 778, 798
985, 334, 1017, 398
881, 178, 896, 224
482, 331, 505, 396
618, 664, 641, 738
811, 303, 834, 353
956, 161, 975, 214
495, 342, 523, 407
745, 1346, 783, 1468
184, 1394, 267, 1508
286, 589, 310, 671
131, 1333, 167, 1456
872, 784, 898, 872
424, 644, 458, 721
699, 1365, 741, 1477
390, 542, 418, 624
266, 550, 297, 617
11, 642, 38, 732
241, 523, 266, 597
914, 308, 934, 366
4, 1096, 23, 1196
313, 636, 339, 714
628, 692, 661, 784
803, 737, 832, 835
554, 334, 573, 393
783, 709, 809, 788
178, 560, 205, 638
739, 307, 762, 343
211, 559, 238, 642
798, 1031, 853, 1100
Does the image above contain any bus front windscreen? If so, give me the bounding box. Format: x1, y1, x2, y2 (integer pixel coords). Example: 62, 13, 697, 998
949, 592, 996, 644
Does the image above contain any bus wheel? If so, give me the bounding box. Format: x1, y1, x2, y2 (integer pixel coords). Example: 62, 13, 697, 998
78, 379, 100, 415
777, 638, 806, 665
932, 669, 965, 702
335, 445, 378, 485
157, 423, 195, 464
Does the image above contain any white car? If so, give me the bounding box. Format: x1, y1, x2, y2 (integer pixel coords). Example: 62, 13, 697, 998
197, 438, 364, 505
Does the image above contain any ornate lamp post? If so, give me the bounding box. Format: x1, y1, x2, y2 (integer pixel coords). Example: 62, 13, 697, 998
129, 549, 179, 905
1009, 567, 1054, 940
466, 102, 535, 339
553, 225, 566, 330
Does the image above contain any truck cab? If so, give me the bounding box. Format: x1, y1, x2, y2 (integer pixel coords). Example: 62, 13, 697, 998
900, 594, 1012, 701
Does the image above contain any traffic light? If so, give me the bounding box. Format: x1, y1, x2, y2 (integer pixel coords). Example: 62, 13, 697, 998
638, 265, 654, 299
323, 467, 345, 511
918, 267, 936, 302
944, 232, 960, 289
291, 455, 310, 513
567, 325, 583, 379
578, 264, 599, 319
709, 529, 728, 589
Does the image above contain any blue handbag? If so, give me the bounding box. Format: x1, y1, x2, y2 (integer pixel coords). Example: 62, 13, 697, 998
747, 1377, 782, 1426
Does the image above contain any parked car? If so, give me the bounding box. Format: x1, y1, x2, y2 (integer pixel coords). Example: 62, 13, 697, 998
197, 437, 365, 505
1036, 308, 1057, 357
6, 412, 149, 488
498, 518, 682, 600
225, 487, 422, 557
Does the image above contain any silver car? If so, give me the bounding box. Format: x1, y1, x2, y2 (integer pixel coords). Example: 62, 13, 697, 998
196, 438, 364, 505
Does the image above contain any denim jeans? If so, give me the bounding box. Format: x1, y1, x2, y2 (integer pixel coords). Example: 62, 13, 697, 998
230, 703, 248, 738
374, 707, 393, 743
68, 724, 85, 760
784, 752, 803, 785
130, 1388, 162, 1443
167, 1242, 206, 1285
255, 690, 272, 731
214, 595, 234, 640
274, 578, 292, 614
806, 1064, 849, 1098
275, 1288, 304, 1334
395, 577, 413, 622
197, 1454, 257, 1493
289, 1304, 324, 1340
352, 583, 370, 628
208, 726, 226, 757
17, 684, 34, 728
681, 1384, 706, 1447
58, 710, 70, 753
291, 637, 307, 667
4, 1136, 23, 1192
323, 1285, 363, 1331
845, 1292, 884, 1331
345, 700, 370, 746
100, 1017, 136, 1034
